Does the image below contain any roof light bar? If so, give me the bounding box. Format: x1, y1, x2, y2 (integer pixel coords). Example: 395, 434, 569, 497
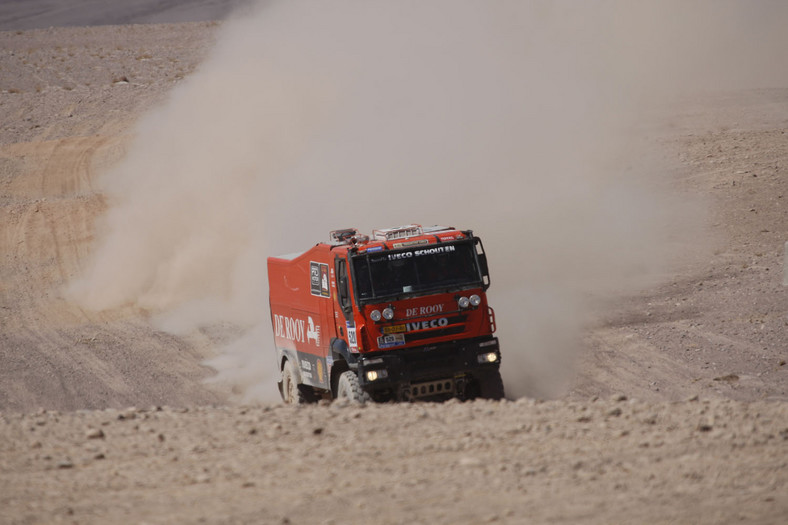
372, 224, 424, 241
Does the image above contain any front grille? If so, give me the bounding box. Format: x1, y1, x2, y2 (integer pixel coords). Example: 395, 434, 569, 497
409, 379, 455, 398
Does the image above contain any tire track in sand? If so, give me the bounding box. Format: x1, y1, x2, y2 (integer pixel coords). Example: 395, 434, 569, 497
0, 134, 224, 411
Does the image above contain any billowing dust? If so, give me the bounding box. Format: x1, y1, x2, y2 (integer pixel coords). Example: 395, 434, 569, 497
68, 1, 788, 400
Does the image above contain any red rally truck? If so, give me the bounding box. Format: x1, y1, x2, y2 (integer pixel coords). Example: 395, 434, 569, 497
267, 224, 503, 403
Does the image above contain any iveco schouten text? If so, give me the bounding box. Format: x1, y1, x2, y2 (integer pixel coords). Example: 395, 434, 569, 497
267, 225, 503, 403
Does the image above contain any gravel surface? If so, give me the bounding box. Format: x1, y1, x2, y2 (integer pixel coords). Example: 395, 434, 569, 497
2, 399, 786, 524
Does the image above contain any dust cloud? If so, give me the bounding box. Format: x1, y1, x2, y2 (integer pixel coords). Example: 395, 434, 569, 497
69, 1, 788, 400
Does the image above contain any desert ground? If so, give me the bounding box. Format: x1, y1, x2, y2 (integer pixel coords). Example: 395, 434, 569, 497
1, 4, 787, 524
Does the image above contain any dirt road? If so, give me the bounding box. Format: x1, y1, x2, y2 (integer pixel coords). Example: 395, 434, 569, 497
1, 13, 787, 525
2, 399, 786, 524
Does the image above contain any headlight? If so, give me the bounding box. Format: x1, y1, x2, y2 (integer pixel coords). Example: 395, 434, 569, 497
470, 294, 481, 307
370, 310, 382, 322
366, 369, 388, 381
477, 352, 498, 363
382, 307, 394, 320
458, 296, 470, 309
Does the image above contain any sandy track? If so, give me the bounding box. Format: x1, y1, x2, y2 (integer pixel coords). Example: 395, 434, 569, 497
0, 132, 224, 411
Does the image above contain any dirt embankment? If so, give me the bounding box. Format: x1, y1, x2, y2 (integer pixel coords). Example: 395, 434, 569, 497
0, 23, 228, 412
572, 90, 788, 403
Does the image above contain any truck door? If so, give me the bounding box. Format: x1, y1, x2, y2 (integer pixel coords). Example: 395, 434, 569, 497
334, 257, 358, 353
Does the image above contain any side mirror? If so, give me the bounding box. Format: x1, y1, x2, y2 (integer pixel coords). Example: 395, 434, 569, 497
478, 253, 490, 289
478, 252, 489, 277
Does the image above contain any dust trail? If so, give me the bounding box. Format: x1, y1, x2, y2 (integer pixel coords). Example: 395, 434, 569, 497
69, 1, 788, 401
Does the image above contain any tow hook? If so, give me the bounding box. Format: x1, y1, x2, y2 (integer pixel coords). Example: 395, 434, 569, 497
455, 377, 467, 400
399, 385, 413, 402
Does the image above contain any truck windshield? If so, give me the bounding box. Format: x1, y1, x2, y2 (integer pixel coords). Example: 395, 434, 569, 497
351, 241, 481, 302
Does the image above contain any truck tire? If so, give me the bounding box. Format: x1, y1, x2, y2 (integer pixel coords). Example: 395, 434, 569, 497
281, 359, 310, 404
477, 370, 505, 400
336, 370, 371, 404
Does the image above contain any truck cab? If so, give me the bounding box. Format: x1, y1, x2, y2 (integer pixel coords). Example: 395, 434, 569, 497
267, 224, 503, 403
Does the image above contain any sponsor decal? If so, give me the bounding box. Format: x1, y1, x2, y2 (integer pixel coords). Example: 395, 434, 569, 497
382, 317, 450, 335
405, 304, 444, 317
366, 246, 383, 252
392, 239, 429, 248
300, 357, 319, 381
377, 333, 405, 349
307, 316, 321, 346
387, 244, 455, 261
320, 265, 330, 297
274, 315, 305, 343
406, 317, 449, 331
310, 262, 330, 298
347, 322, 358, 352
299, 358, 313, 380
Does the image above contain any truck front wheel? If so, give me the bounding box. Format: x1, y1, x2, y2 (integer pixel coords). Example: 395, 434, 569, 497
336, 370, 371, 404
281, 359, 311, 404
476, 370, 505, 400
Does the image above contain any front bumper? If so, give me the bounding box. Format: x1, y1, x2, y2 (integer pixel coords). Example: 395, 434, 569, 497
357, 336, 501, 396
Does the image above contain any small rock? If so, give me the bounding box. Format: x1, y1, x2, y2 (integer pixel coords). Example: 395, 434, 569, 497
86, 428, 104, 439
642, 415, 657, 425
313, 427, 324, 435
458, 456, 481, 467
57, 460, 73, 469
607, 408, 623, 417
